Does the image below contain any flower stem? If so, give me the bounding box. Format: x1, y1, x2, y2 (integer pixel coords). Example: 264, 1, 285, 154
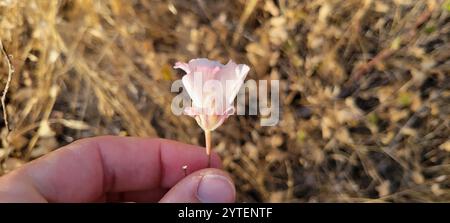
205, 130, 212, 168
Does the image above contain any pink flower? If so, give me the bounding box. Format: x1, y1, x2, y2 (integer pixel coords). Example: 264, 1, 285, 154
174, 58, 250, 131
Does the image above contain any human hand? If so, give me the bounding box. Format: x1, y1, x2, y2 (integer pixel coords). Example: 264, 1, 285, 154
0, 136, 235, 203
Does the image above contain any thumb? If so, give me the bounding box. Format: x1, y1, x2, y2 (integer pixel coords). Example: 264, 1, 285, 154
159, 168, 235, 203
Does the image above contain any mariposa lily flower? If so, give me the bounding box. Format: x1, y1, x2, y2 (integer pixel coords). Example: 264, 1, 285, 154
174, 58, 250, 166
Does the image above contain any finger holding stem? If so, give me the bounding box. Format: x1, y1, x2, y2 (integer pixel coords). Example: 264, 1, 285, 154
205, 130, 211, 168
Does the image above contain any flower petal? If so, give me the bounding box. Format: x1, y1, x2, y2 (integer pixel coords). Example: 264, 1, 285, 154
181, 74, 202, 107
189, 58, 222, 82
228, 64, 249, 104
181, 59, 225, 108
173, 62, 191, 74
216, 61, 249, 105
188, 58, 223, 70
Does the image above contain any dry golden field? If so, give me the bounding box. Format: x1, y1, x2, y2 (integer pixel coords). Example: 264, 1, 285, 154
0, 0, 449, 202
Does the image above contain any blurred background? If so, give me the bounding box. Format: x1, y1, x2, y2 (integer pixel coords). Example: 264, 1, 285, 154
0, 0, 449, 202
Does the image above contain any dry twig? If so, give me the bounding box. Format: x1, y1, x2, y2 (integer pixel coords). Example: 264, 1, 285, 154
0, 40, 14, 133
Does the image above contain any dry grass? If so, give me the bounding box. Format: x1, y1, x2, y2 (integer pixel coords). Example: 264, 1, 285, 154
0, 0, 449, 202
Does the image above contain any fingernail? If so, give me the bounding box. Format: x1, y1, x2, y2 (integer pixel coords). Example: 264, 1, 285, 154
196, 174, 235, 203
